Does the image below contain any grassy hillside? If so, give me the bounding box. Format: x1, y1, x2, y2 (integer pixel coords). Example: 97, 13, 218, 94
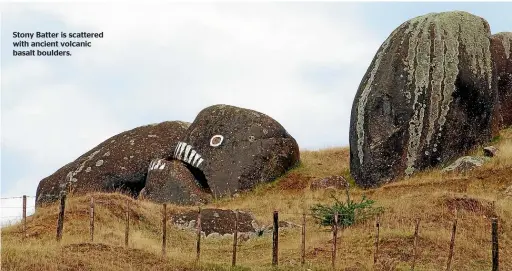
2, 128, 512, 271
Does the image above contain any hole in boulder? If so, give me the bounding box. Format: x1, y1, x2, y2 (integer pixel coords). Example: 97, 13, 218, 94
185, 164, 212, 193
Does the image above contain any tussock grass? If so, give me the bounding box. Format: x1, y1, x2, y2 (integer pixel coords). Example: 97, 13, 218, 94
2, 128, 512, 270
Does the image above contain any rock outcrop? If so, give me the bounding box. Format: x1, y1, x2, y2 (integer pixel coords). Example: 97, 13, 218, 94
491, 32, 512, 128
36, 121, 189, 206
173, 104, 300, 197
349, 11, 498, 187
140, 159, 212, 205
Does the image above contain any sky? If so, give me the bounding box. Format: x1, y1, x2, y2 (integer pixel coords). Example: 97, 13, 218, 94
1, 2, 511, 225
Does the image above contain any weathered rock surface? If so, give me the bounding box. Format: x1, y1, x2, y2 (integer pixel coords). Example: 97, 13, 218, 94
171, 208, 258, 236
173, 104, 300, 197
491, 32, 512, 128
442, 156, 490, 172
140, 159, 212, 205
349, 11, 497, 187
36, 121, 190, 206
310, 176, 348, 191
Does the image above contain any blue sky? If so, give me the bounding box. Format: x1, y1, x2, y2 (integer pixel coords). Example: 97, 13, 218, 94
1, 2, 511, 223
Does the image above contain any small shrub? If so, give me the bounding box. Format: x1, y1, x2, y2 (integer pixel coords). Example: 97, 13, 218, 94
310, 194, 383, 227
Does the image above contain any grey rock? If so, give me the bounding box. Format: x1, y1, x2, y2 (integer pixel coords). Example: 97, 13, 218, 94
443, 156, 490, 172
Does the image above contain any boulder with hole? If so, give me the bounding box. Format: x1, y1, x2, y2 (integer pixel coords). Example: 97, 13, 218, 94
172, 104, 300, 198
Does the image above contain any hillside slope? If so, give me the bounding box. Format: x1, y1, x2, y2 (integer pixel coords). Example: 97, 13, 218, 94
2, 128, 512, 271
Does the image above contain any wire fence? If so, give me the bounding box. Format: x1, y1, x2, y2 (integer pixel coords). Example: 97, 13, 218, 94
3, 194, 505, 270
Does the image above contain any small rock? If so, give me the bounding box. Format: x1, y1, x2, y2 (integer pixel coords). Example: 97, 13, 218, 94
442, 156, 490, 172
206, 232, 220, 239
505, 185, 512, 196
483, 146, 498, 157
310, 176, 348, 191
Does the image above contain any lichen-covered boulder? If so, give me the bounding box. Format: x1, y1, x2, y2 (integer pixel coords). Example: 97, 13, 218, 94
491, 32, 512, 128
349, 11, 497, 187
36, 121, 190, 206
172, 104, 300, 197
140, 159, 212, 205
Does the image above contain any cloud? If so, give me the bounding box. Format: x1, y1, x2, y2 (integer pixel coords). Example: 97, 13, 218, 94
1, 3, 381, 213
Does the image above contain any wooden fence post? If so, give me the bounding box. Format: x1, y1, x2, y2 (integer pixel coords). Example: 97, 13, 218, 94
196, 207, 202, 263
272, 210, 279, 266
446, 209, 458, 271
56, 193, 66, 242
22, 195, 27, 239
232, 209, 238, 266
411, 218, 421, 270
301, 211, 306, 267
374, 215, 380, 266
125, 199, 129, 247
492, 217, 499, 271
162, 204, 167, 255
90, 197, 95, 242
332, 212, 338, 270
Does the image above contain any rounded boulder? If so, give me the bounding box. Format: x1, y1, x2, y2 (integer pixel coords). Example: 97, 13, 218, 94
349, 11, 497, 187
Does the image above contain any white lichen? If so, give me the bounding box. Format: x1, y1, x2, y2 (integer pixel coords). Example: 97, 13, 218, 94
403, 11, 492, 175
355, 29, 398, 165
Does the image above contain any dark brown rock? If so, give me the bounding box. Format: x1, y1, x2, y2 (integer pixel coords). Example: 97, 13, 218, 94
310, 176, 348, 191
36, 121, 190, 206
483, 146, 498, 157
349, 11, 498, 187
491, 32, 512, 128
172, 104, 300, 197
140, 159, 212, 205
171, 208, 258, 236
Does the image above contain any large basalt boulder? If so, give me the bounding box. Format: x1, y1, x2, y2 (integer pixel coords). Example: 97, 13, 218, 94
491, 32, 512, 128
140, 159, 212, 205
349, 11, 497, 187
172, 104, 300, 197
36, 121, 189, 206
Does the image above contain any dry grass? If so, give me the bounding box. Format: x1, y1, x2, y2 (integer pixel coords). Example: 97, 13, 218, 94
2, 128, 512, 271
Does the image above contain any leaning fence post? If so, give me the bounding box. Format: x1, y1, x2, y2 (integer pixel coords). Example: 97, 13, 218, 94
374, 215, 380, 266
90, 197, 95, 242
232, 209, 238, 266
446, 209, 458, 271
301, 211, 306, 267
492, 217, 499, 271
196, 207, 202, 263
411, 218, 421, 270
125, 199, 129, 247
272, 210, 279, 266
162, 204, 167, 255
332, 212, 338, 270
56, 193, 66, 242
22, 195, 27, 239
